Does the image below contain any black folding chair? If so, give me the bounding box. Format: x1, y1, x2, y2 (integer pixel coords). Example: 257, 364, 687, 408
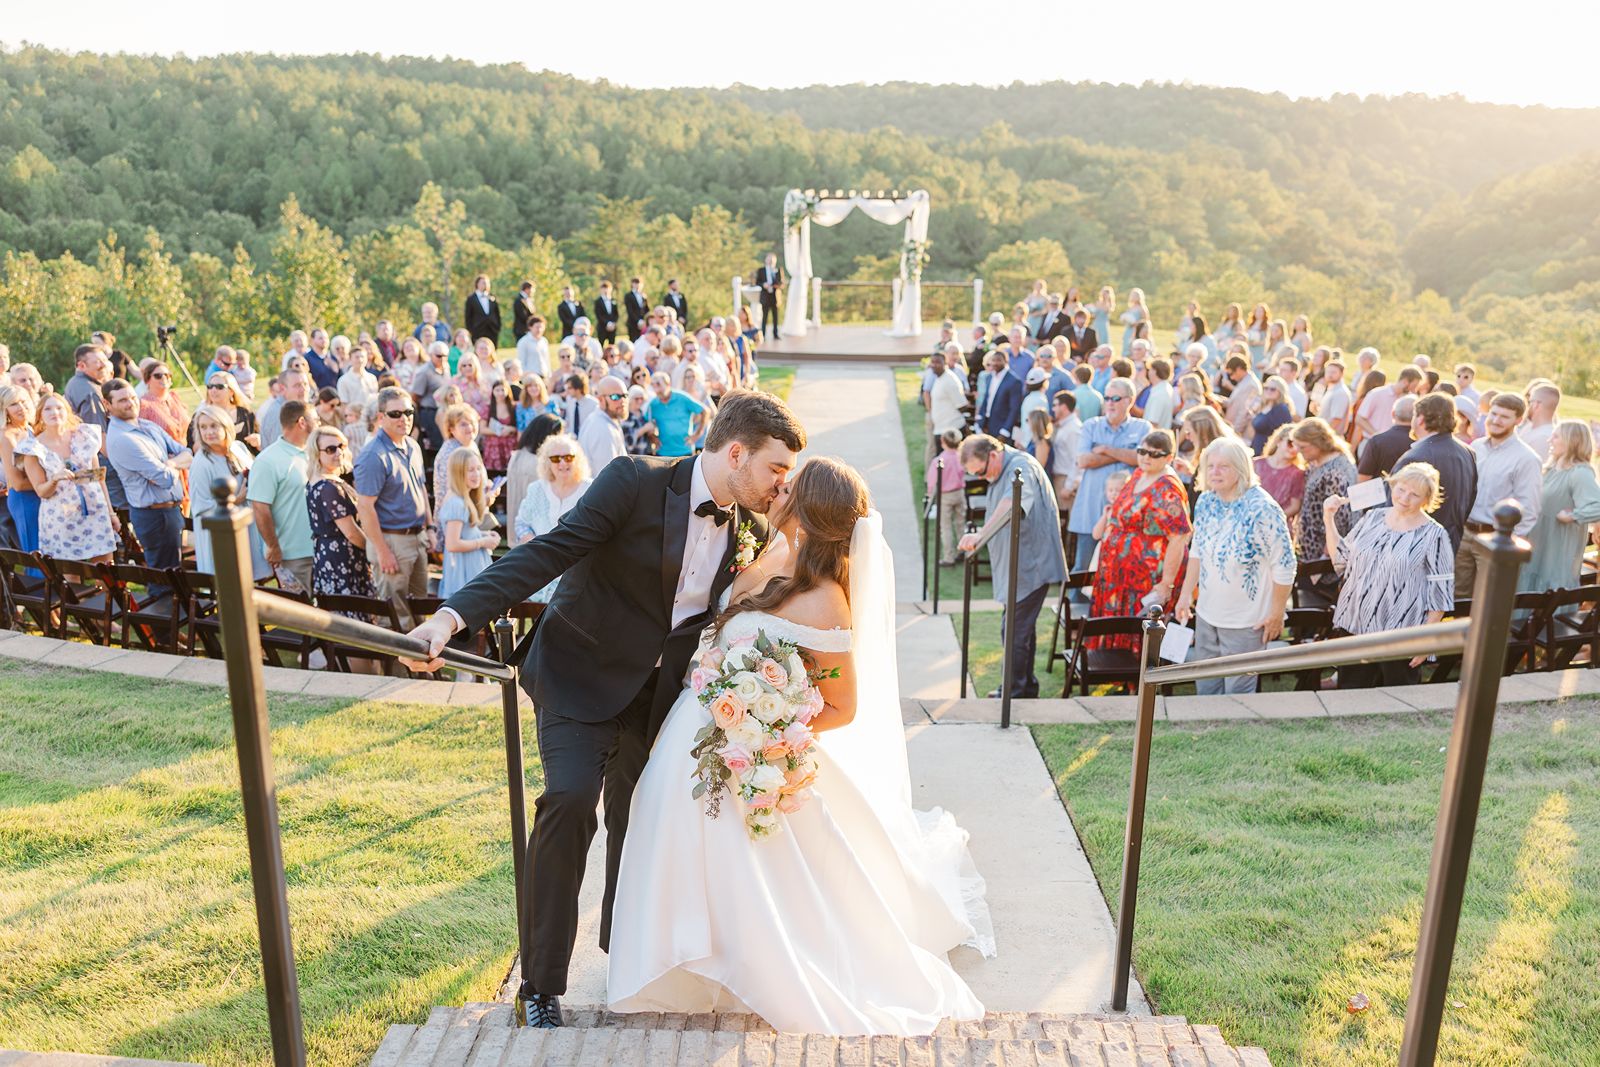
1535, 586, 1600, 671
0, 548, 54, 634
41, 557, 120, 646
1045, 570, 1096, 674
1063, 616, 1147, 696
315, 593, 409, 674
109, 562, 188, 653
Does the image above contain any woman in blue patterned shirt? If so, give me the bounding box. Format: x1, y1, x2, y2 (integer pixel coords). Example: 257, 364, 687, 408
1175, 437, 1297, 694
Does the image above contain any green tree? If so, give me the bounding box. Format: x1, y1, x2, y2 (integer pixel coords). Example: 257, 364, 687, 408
978, 239, 1073, 312
264, 196, 357, 337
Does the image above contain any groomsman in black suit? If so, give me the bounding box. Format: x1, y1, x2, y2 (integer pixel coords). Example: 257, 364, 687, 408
754, 253, 782, 341
592, 281, 620, 344
464, 274, 503, 345
1066, 307, 1099, 362
663, 278, 689, 329
556, 286, 584, 340
624, 277, 651, 342
512, 281, 537, 341
1035, 294, 1069, 344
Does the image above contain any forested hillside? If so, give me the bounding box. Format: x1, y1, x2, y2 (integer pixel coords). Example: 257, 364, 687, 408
0, 48, 1595, 390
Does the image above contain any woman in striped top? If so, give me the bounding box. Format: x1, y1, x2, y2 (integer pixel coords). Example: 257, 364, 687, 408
1323, 463, 1455, 689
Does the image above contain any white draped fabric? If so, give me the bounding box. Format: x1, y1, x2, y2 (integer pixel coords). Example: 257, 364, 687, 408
782, 189, 930, 339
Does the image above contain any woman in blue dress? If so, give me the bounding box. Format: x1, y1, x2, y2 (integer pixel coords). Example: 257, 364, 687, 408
1093, 286, 1115, 350
1024, 279, 1049, 339
1119, 287, 1148, 356
438, 447, 499, 598
0, 385, 40, 555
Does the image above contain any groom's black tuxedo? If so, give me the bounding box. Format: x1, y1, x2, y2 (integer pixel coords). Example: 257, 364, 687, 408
443, 453, 767, 997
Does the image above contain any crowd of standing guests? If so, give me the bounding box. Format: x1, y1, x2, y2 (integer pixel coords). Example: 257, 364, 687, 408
0, 276, 763, 633
925, 284, 1597, 693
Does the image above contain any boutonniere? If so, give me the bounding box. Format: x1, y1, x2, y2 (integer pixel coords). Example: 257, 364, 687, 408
730, 520, 759, 574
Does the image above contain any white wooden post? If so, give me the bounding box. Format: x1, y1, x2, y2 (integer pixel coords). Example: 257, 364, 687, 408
891, 276, 903, 326
731, 275, 742, 321
972, 278, 984, 327
812, 276, 823, 329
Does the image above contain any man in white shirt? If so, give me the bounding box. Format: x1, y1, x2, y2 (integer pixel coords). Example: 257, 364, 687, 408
631, 325, 663, 369
279, 329, 309, 373
517, 316, 551, 380
1050, 390, 1082, 508
1519, 381, 1560, 461
1222, 356, 1261, 437
1143, 357, 1176, 429
928, 348, 967, 441
1317, 358, 1354, 437
577, 375, 629, 473
336, 345, 379, 430
1277, 354, 1308, 418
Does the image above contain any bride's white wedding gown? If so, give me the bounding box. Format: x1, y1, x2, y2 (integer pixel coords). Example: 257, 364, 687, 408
607, 515, 993, 1036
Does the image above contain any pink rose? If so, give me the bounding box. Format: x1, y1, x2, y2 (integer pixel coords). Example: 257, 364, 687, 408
761, 740, 789, 765
701, 648, 725, 671
778, 788, 812, 814
795, 686, 825, 725
758, 658, 788, 690
690, 667, 717, 694
710, 691, 747, 730
718, 744, 752, 777
748, 791, 779, 810
782, 722, 813, 752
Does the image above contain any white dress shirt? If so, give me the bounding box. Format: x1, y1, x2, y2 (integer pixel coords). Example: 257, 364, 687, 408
578, 410, 628, 474
517, 332, 550, 379
929, 368, 967, 434
674, 457, 732, 629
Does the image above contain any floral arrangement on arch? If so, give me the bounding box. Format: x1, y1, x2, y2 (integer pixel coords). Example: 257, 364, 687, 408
900, 238, 931, 281
784, 193, 821, 233
688, 629, 838, 839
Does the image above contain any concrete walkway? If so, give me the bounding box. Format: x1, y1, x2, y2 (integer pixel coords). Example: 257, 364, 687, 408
785, 362, 966, 701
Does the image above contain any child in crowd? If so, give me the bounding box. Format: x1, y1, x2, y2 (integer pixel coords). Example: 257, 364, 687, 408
438, 449, 498, 598
928, 429, 966, 565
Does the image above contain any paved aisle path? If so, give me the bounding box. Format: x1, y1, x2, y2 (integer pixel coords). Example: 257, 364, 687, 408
784, 362, 964, 700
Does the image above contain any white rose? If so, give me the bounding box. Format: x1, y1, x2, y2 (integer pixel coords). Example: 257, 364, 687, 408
725, 715, 768, 751
747, 764, 786, 795
730, 672, 762, 703
786, 652, 805, 683
750, 691, 785, 725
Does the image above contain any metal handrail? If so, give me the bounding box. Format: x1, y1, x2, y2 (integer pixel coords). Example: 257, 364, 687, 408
1143, 618, 1470, 686
253, 588, 513, 681
1109, 500, 1532, 1067
202, 477, 529, 1067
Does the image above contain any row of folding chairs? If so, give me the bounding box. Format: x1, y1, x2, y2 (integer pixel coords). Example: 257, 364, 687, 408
1042, 559, 1600, 697
0, 548, 543, 677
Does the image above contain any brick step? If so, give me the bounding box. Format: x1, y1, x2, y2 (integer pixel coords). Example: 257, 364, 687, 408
370, 1004, 1272, 1066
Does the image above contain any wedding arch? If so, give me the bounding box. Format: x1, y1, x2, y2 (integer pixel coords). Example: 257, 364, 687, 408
781, 188, 930, 338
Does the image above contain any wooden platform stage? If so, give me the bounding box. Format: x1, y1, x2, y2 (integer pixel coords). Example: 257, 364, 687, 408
757, 324, 935, 363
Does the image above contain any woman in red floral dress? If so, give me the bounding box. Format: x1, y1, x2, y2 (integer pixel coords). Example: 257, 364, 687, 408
1089, 429, 1193, 650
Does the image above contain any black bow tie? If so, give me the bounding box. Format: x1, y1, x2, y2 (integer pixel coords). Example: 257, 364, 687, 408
694, 500, 732, 526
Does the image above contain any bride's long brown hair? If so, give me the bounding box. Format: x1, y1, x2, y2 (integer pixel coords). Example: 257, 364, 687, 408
714, 457, 869, 632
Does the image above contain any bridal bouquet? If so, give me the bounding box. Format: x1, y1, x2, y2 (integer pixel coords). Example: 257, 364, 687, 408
688, 631, 834, 840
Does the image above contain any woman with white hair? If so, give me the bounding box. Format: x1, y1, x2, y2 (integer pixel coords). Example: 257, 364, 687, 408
1519, 419, 1600, 593
1175, 437, 1297, 694
512, 433, 592, 603
1323, 463, 1454, 688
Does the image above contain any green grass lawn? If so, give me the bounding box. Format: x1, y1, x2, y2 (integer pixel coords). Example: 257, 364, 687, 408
894, 365, 929, 508
1033, 705, 1600, 1066
756, 360, 795, 402
0, 660, 534, 1067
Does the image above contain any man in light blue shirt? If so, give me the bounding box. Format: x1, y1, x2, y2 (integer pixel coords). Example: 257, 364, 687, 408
247, 400, 316, 594
1067, 377, 1150, 573
104, 378, 192, 582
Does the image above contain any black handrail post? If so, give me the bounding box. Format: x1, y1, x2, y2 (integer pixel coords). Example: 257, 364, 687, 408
999, 468, 1024, 730
1399, 501, 1528, 1067
920, 489, 931, 602
203, 477, 306, 1067
959, 550, 974, 699
931, 463, 946, 615
495, 618, 529, 948
1112, 608, 1166, 1012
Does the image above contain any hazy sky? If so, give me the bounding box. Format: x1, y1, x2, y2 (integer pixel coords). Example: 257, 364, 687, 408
8, 0, 1600, 108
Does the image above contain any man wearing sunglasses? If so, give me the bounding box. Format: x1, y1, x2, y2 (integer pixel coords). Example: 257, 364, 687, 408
575, 375, 628, 473
353, 386, 433, 621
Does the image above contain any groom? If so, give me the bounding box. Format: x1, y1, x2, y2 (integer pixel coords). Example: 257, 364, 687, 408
401, 390, 806, 1028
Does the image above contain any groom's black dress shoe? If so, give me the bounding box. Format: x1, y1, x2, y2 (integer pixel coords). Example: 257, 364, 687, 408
515, 992, 563, 1028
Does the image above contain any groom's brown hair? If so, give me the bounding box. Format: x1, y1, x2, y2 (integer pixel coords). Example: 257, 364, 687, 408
704, 389, 807, 454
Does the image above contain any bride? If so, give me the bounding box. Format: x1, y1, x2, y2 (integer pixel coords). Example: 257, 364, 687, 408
607, 456, 994, 1036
